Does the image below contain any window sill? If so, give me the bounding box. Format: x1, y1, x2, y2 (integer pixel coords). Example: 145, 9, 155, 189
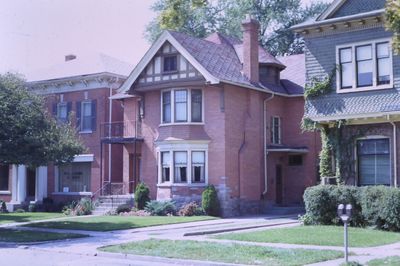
157, 183, 207, 188
52, 192, 92, 196
337, 84, 393, 94
159, 122, 205, 127
79, 130, 93, 134
0, 191, 11, 195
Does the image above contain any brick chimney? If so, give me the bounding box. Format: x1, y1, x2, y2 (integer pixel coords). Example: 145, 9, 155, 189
65, 54, 76, 62
241, 14, 259, 83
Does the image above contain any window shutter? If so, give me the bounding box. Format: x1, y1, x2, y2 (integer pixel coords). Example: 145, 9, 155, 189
66, 102, 72, 121
91, 99, 97, 131
76, 101, 81, 131
52, 103, 57, 117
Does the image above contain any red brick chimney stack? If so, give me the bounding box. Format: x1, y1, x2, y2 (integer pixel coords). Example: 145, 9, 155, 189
241, 14, 260, 83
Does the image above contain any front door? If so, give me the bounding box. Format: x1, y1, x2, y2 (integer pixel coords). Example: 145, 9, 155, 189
276, 165, 283, 204
129, 154, 141, 193
26, 168, 36, 200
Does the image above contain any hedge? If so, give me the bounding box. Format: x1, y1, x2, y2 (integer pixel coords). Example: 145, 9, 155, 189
302, 185, 400, 231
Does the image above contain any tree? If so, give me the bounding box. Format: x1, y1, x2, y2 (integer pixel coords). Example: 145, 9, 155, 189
145, 0, 329, 56
385, 0, 400, 54
0, 72, 85, 167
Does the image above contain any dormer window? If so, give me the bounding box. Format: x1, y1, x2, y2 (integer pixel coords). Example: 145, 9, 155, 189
337, 39, 393, 93
163, 55, 177, 72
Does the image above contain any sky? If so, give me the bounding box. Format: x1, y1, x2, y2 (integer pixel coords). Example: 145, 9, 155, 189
0, 0, 330, 78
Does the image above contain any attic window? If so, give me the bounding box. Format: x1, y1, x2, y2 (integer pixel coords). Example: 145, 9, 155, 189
163, 55, 177, 72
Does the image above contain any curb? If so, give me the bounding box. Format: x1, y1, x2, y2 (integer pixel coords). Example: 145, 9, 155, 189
183, 221, 300, 236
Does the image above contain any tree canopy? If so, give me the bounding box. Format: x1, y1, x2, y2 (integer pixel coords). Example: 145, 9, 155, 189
0, 73, 85, 167
385, 0, 400, 54
145, 0, 329, 56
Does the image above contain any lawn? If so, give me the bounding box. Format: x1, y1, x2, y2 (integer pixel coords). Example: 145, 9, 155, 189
100, 239, 343, 266
215, 225, 400, 247
367, 256, 400, 266
28, 216, 215, 231
0, 212, 64, 224
0, 228, 87, 243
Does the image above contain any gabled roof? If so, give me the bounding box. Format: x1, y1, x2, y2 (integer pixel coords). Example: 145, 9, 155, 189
26, 53, 132, 82
277, 54, 305, 95
119, 30, 287, 95
317, 0, 347, 21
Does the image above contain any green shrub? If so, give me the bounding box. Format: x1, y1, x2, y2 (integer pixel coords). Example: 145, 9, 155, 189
28, 203, 37, 212
303, 185, 400, 231
134, 182, 150, 210
303, 185, 338, 225
0, 201, 8, 213
15, 208, 25, 213
116, 204, 132, 214
380, 188, 400, 231
178, 202, 204, 216
145, 200, 176, 216
74, 197, 94, 216
360, 186, 387, 228
202, 185, 220, 216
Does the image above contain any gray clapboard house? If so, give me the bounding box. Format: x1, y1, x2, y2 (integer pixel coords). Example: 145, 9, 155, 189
293, 0, 400, 186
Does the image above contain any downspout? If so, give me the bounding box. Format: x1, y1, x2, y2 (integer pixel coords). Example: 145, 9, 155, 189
390, 121, 398, 187
262, 92, 275, 196
108, 86, 113, 184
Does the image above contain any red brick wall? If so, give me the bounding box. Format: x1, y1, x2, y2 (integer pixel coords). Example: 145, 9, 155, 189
43, 87, 123, 197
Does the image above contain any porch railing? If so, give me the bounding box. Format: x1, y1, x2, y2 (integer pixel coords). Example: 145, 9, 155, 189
100, 120, 142, 139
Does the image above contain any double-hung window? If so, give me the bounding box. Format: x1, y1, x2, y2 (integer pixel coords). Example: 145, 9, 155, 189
81, 101, 92, 132
271, 117, 281, 144
174, 151, 188, 183
161, 152, 170, 182
57, 103, 68, 123
357, 138, 390, 186
337, 39, 393, 92
192, 151, 205, 183
174, 90, 188, 122
161, 89, 203, 124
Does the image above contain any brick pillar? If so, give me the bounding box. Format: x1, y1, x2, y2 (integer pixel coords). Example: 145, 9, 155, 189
241, 14, 260, 83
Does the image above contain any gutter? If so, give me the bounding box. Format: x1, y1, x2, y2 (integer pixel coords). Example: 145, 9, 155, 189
262, 92, 275, 196
291, 9, 384, 31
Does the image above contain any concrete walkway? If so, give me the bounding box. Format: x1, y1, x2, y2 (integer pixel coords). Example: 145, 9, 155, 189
1, 214, 400, 266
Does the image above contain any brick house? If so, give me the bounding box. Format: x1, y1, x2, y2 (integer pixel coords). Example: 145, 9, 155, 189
108, 16, 320, 216
0, 54, 131, 210
292, 0, 400, 186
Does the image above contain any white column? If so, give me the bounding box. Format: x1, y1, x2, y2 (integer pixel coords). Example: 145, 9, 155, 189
17, 165, 27, 203
35, 166, 48, 202
11, 165, 18, 202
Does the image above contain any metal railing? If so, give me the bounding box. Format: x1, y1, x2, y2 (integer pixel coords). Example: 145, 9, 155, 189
100, 120, 142, 139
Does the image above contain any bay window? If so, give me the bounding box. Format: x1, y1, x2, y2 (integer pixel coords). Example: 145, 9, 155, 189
158, 146, 207, 185
357, 138, 390, 186
161, 89, 203, 124
337, 39, 393, 92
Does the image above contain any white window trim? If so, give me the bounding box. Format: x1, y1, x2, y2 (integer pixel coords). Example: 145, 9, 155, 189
80, 100, 93, 133
272, 116, 281, 145
160, 88, 205, 126
355, 136, 392, 186
336, 38, 394, 94
156, 141, 209, 186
